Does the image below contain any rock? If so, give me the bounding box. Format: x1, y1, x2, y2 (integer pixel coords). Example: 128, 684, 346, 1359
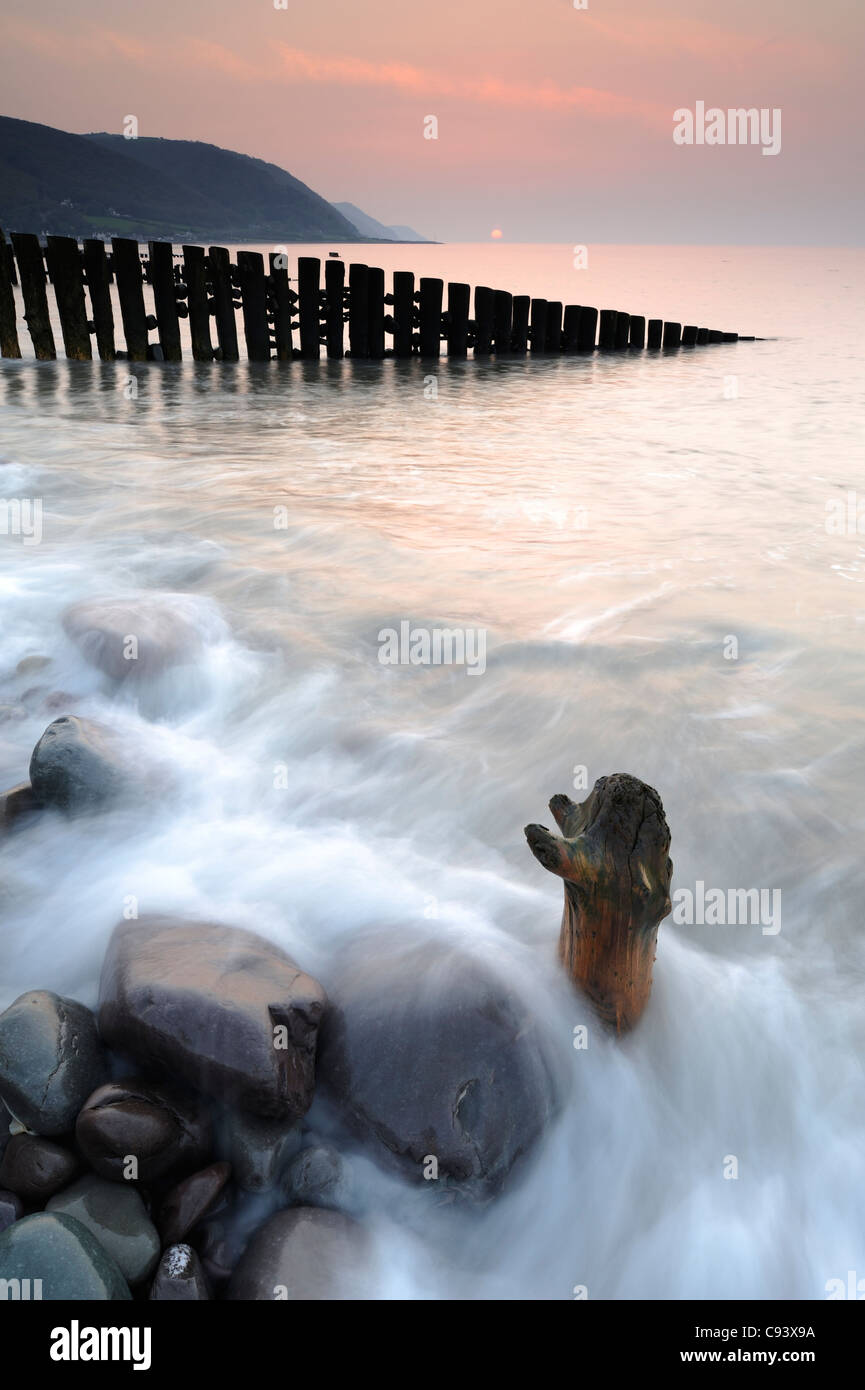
158, 1162, 231, 1246
47, 1175, 160, 1285
0, 990, 108, 1135
98, 916, 327, 1119
283, 1144, 354, 1211
17, 655, 51, 675
76, 1078, 211, 1184
0, 1134, 80, 1201
29, 715, 133, 811
317, 932, 562, 1197
149, 1243, 211, 1300
0, 1211, 132, 1299
219, 1111, 300, 1192
0, 782, 39, 831
226, 1207, 372, 1300
0, 1189, 23, 1234
63, 596, 205, 681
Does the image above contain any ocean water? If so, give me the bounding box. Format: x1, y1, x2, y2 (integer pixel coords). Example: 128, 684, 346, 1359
1, 243, 864, 1299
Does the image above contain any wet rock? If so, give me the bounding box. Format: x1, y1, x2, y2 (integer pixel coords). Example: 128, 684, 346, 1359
158, 1162, 231, 1246
63, 596, 205, 681
226, 1207, 372, 1300
0, 990, 107, 1135
76, 1077, 211, 1184
0, 782, 39, 830
0, 1133, 80, 1201
29, 715, 133, 811
283, 1144, 354, 1212
219, 1111, 301, 1192
47, 1175, 160, 1285
0, 1189, 23, 1234
149, 1243, 211, 1300
17, 655, 51, 676
98, 916, 326, 1119
0, 1211, 132, 1299
317, 932, 562, 1197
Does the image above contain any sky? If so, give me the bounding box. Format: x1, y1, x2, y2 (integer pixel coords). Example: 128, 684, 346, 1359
1, 0, 863, 243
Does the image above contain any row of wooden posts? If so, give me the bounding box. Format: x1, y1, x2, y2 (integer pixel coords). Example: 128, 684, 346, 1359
0, 230, 752, 364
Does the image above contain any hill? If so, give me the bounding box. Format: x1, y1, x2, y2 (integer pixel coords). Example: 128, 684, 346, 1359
333, 202, 430, 242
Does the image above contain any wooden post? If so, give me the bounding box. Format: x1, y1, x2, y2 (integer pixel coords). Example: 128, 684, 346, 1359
663, 322, 682, 348
418, 277, 443, 357
298, 257, 321, 360
722, 332, 738, 343
348, 264, 369, 357
696, 327, 709, 345
492, 290, 512, 354
147, 241, 182, 362
237, 251, 270, 362
12, 233, 56, 360
183, 245, 213, 361
708, 329, 723, 344
445, 281, 469, 358
525, 774, 672, 1034
44, 236, 92, 361
545, 301, 563, 352
367, 267, 385, 359
111, 239, 149, 361
628, 315, 645, 350
207, 247, 239, 362
82, 240, 115, 361
473, 286, 494, 355
599, 309, 618, 350
530, 298, 548, 352
681, 324, 698, 346
576, 306, 598, 351
323, 258, 345, 359
393, 271, 415, 358
0, 228, 22, 358
647, 318, 663, 349
613, 312, 630, 350
562, 306, 580, 353
511, 295, 530, 352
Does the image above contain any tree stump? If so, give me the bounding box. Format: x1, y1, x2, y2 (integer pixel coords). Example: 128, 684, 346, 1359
525, 774, 672, 1033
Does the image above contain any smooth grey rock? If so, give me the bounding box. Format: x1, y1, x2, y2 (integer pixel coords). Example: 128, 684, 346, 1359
0, 1188, 23, 1234
98, 915, 326, 1119
158, 1162, 231, 1246
149, 1243, 211, 1300
63, 596, 204, 681
219, 1111, 301, 1192
0, 1211, 132, 1300
47, 1175, 160, 1285
317, 932, 562, 1197
226, 1207, 372, 1300
0, 782, 39, 831
0, 1133, 80, 1201
283, 1145, 354, 1211
76, 1077, 211, 1183
29, 715, 133, 811
0, 990, 107, 1135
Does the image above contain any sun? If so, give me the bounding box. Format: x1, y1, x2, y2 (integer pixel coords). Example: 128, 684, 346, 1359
490, 228, 503, 240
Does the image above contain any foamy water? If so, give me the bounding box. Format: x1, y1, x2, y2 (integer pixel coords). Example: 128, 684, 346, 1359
1, 244, 864, 1298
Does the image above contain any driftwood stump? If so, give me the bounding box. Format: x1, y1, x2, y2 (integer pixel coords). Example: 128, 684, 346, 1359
525, 774, 672, 1033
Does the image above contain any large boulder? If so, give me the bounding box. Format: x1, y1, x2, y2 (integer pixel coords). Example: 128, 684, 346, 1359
98, 916, 326, 1120
29, 715, 135, 812
47, 1176, 160, 1286
75, 1078, 211, 1184
63, 595, 208, 681
0, 990, 108, 1135
0, 1212, 132, 1300
317, 932, 562, 1197
226, 1207, 372, 1301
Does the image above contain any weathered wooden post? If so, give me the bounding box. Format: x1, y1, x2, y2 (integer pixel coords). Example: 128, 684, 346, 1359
511, 295, 530, 352
525, 774, 672, 1034
647, 318, 663, 349
696, 327, 709, 345
492, 290, 513, 354
530, 298, 548, 352
82, 239, 116, 360
323, 258, 345, 359
237, 251, 270, 362
298, 257, 321, 360
0, 229, 21, 358
367, 267, 385, 359
473, 286, 494, 355
562, 306, 581, 353
545, 301, 563, 352
708, 329, 723, 344
348, 264, 369, 357
598, 309, 618, 350
393, 271, 416, 357
682, 324, 698, 346
722, 332, 738, 343
628, 315, 646, 350
446, 281, 469, 358
110, 239, 149, 361
613, 312, 631, 350
663, 321, 682, 348
206, 247, 239, 361
44, 236, 92, 361
576, 306, 598, 350
147, 241, 182, 362
12, 233, 56, 359
418, 277, 443, 357
182, 246, 213, 361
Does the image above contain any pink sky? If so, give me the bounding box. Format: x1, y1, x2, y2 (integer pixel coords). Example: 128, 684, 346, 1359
2, 0, 862, 242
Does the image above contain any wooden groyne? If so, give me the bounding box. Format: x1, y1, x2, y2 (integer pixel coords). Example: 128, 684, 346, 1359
0, 229, 755, 364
